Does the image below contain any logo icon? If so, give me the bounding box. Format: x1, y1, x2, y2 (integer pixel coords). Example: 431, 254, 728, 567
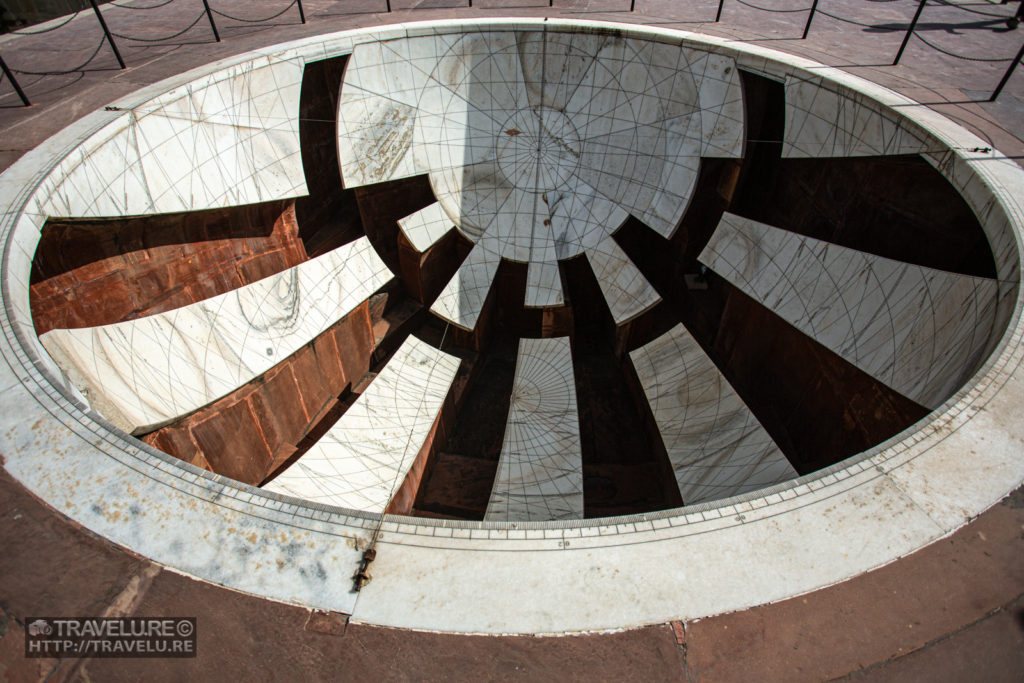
27, 620, 52, 636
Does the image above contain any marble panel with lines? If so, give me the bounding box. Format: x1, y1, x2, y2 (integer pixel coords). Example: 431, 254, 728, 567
585, 235, 662, 324
699, 213, 1001, 409
429, 241, 502, 330
397, 202, 455, 253
630, 324, 797, 504
264, 335, 461, 513
486, 336, 584, 521
783, 76, 931, 158
40, 237, 391, 434
338, 30, 742, 327
36, 55, 306, 218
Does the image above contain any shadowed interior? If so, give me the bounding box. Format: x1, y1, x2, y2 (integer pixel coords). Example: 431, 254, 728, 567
28, 54, 997, 519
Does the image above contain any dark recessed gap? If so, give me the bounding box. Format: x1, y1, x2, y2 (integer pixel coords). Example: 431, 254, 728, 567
295, 54, 365, 258
354, 175, 437, 277
733, 69, 995, 279
397, 226, 472, 305
428, 258, 523, 353
619, 217, 931, 476
730, 154, 997, 279
613, 156, 741, 353
562, 254, 683, 517
409, 333, 518, 520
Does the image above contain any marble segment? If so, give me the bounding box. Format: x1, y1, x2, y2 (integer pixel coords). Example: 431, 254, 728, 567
630, 324, 797, 504
429, 241, 501, 330
397, 202, 456, 252
700, 214, 1001, 409
265, 336, 461, 513
486, 337, 584, 521
585, 235, 662, 324
783, 76, 930, 158
337, 30, 744, 325
687, 51, 745, 158
39, 56, 306, 217
922, 150, 1022, 367
39, 237, 392, 433
525, 261, 564, 307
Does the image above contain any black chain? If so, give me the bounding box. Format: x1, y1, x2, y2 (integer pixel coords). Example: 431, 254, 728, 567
111, 12, 206, 42
210, 0, 299, 23
815, 9, 882, 27
9, 35, 109, 75
110, 0, 178, 8
9, 11, 80, 34
913, 30, 1018, 61
734, 0, 813, 12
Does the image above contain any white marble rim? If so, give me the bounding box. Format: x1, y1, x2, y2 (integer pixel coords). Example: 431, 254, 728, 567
0, 18, 1022, 635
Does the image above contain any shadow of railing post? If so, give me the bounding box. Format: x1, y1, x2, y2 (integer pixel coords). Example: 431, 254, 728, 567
991, 42, 1024, 100
201, 0, 221, 42
894, 0, 928, 65
802, 0, 819, 38
88, 0, 125, 69
0, 55, 31, 106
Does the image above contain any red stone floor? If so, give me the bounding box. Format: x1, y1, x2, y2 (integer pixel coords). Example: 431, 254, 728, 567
1, 0, 1023, 680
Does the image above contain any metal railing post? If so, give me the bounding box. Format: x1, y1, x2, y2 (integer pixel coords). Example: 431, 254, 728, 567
201, 0, 221, 42
631, 0, 636, 10
991, 42, 1024, 101
715, 0, 725, 22
802, 0, 819, 38
0, 55, 30, 106
386, 0, 392, 11
296, 0, 306, 23
88, 0, 126, 69
894, 0, 927, 65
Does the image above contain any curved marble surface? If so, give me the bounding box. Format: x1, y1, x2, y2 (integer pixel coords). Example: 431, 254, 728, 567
339, 29, 743, 327
0, 20, 1021, 636
700, 214, 1000, 410
265, 335, 461, 513
486, 336, 584, 522
630, 323, 797, 505
397, 201, 455, 253
37, 55, 306, 219
40, 237, 391, 433
783, 75, 931, 159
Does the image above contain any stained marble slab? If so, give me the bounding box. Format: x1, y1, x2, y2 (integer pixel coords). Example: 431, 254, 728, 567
37, 55, 306, 218
397, 202, 456, 253
429, 241, 502, 330
585, 235, 662, 324
630, 323, 796, 504
783, 76, 931, 158
525, 260, 564, 307
264, 335, 461, 513
486, 336, 584, 521
700, 213, 1001, 409
337, 30, 743, 326
40, 237, 392, 433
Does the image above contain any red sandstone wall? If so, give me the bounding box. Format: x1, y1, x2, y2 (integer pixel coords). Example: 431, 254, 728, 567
141, 290, 424, 487
31, 200, 307, 335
